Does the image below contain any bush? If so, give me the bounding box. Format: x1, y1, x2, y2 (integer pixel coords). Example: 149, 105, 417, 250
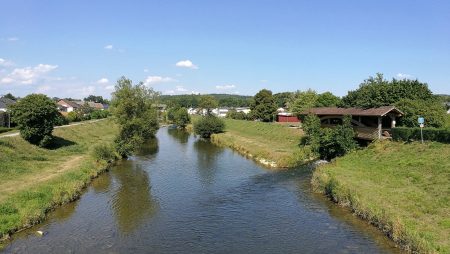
67, 111, 81, 122
395, 98, 446, 128
0, 127, 13, 134
91, 143, 118, 162
90, 110, 110, 119
226, 109, 248, 120
194, 116, 225, 138
174, 107, 190, 128
392, 127, 450, 143
9, 94, 59, 147
54, 112, 69, 126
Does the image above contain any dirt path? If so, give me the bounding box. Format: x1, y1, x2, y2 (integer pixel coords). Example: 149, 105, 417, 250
0, 155, 85, 202
0, 119, 106, 138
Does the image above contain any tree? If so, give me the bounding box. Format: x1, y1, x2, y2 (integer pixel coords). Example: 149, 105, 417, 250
342, 73, 433, 108
302, 114, 357, 160
291, 89, 319, 117
194, 115, 225, 138
198, 95, 218, 115
226, 109, 247, 120
316, 92, 342, 107
84, 95, 108, 104
395, 99, 446, 128
3, 93, 16, 101
250, 89, 277, 122
174, 107, 191, 129
9, 94, 59, 147
111, 76, 159, 157
273, 92, 294, 108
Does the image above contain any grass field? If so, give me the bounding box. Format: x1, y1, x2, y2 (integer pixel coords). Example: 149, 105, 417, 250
210, 119, 313, 167
312, 141, 450, 253
0, 119, 118, 243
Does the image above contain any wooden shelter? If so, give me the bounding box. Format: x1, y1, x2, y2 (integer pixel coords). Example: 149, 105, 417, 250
301, 106, 404, 140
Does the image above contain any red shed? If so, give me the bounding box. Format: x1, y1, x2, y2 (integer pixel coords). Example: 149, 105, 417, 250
276, 114, 300, 123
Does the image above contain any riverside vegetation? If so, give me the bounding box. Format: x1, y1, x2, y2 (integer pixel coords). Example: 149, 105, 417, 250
312, 141, 450, 253
0, 119, 118, 245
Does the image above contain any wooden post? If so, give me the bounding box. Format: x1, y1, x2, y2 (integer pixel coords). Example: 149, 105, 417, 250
377, 116, 382, 139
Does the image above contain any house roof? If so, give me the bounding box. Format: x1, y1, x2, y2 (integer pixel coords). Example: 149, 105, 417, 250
0, 97, 16, 109
58, 99, 81, 108
301, 106, 404, 117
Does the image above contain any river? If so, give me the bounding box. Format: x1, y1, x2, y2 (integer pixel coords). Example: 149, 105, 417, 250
3, 128, 401, 253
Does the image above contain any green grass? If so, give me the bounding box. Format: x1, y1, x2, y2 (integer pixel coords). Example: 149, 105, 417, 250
0, 119, 118, 242
312, 141, 450, 253
210, 119, 313, 167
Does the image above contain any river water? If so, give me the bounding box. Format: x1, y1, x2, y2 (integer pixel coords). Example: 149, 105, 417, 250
3, 128, 400, 253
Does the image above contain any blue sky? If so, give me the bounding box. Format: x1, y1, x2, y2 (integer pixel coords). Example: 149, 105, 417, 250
1, 0, 449, 99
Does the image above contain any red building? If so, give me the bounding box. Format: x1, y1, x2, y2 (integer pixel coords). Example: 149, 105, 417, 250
276, 113, 300, 123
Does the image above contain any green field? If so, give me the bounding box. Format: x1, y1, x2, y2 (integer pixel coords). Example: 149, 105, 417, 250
210, 119, 312, 167
0, 119, 118, 243
312, 141, 450, 253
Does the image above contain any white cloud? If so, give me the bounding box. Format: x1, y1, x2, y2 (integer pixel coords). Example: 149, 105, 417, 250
97, 78, 109, 84
7, 37, 19, 42
105, 85, 115, 91
144, 68, 149, 73
175, 60, 198, 69
176, 85, 187, 92
164, 90, 175, 95
0, 63, 58, 85
260, 79, 268, 83
104, 44, 113, 50
215, 84, 236, 90
143, 75, 176, 86
396, 73, 414, 79
0, 58, 14, 67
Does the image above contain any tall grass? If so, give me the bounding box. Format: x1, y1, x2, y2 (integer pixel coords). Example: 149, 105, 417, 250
312, 141, 450, 253
0, 119, 118, 242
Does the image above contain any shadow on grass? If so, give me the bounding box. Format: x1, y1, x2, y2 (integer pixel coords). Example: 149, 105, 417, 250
47, 136, 77, 150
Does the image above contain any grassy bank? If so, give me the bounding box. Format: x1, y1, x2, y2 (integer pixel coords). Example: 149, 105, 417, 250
312, 141, 450, 253
0, 119, 118, 244
210, 119, 312, 167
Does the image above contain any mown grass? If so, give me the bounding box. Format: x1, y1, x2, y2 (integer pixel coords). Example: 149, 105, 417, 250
210, 118, 313, 167
312, 141, 450, 253
0, 119, 118, 243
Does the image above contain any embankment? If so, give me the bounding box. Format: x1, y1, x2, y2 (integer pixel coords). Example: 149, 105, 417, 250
0, 119, 118, 245
312, 141, 450, 253
210, 119, 313, 168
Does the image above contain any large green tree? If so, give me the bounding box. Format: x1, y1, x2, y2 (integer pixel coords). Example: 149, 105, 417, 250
9, 94, 59, 147
198, 95, 218, 115
250, 89, 277, 122
342, 73, 434, 108
174, 107, 191, 129
111, 77, 159, 156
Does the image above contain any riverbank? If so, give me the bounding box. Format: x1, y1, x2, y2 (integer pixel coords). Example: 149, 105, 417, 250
0, 119, 118, 246
312, 141, 450, 253
210, 119, 313, 168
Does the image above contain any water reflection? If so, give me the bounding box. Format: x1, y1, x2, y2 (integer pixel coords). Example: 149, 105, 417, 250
167, 128, 190, 144
111, 162, 159, 234
193, 139, 224, 185
135, 138, 159, 158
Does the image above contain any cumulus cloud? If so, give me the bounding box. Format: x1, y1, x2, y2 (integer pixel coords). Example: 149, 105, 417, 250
215, 84, 236, 90
396, 73, 414, 79
104, 44, 113, 50
175, 60, 198, 69
97, 78, 109, 84
7, 37, 19, 42
0, 58, 14, 67
37, 85, 51, 93
143, 76, 176, 86
0, 63, 58, 85
69, 86, 96, 96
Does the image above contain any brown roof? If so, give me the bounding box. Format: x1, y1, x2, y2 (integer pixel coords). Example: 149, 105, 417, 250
301, 106, 403, 117
58, 99, 81, 108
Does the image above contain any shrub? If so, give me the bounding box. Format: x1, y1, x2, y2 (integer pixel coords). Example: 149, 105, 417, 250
194, 116, 225, 138
91, 143, 118, 162
67, 111, 81, 122
90, 110, 109, 119
0, 127, 13, 134
174, 107, 190, 128
392, 127, 450, 143
226, 109, 247, 120
9, 94, 59, 147
54, 112, 69, 126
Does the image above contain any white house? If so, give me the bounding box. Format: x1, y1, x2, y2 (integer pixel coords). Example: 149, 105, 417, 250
0, 97, 15, 112
57, 99, 81, 112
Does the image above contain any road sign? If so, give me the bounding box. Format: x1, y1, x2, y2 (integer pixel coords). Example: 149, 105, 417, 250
419, 123, 424, 128
418, 117, 424, 144
418, 117, 424, 124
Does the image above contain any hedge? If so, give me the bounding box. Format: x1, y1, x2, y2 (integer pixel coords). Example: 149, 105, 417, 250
392, 127, 450, 143
0, 127, 13, 134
